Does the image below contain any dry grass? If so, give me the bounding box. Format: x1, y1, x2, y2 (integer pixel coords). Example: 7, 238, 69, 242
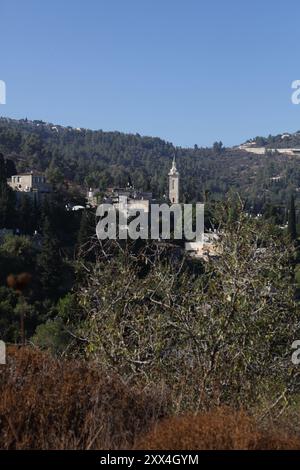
1, 347, 300, 450
135, 409, 300, 450
0, 347, 169, 450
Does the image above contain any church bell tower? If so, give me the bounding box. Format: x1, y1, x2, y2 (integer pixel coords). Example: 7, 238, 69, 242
168, 156, 179, 204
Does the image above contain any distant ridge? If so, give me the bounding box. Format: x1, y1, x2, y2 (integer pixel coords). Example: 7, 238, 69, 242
1, 116, 300, 210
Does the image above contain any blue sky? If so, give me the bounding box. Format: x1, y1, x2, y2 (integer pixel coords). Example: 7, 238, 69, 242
1, 0, 300, 147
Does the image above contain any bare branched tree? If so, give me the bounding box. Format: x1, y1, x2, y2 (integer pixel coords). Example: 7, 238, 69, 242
76, 202, 300, 413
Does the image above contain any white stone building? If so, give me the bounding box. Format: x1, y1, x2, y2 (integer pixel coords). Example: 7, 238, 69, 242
185, 232, 221, 261
8, 172, 52, 195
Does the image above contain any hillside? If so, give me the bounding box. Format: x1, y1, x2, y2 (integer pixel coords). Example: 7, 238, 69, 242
243, 130, 300, 149
1, 116, 300, 211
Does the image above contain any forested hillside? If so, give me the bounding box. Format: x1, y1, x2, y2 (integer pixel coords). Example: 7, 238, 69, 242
2, 118, 300, 449
1, 117, 300, 212
246, 131, 300, 149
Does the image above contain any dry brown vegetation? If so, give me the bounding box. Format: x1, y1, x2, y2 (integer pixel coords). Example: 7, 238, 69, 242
135, 409, 300, 450
0, 347, 169, 450
1, 347, 300, 450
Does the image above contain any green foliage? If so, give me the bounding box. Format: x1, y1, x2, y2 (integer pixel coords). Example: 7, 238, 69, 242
31, 318, 71, 355
0, 234, 37, 283
37, 217, 64, 299
0, 152, 16, 229
1, 118, 300, 417
55, 292, 86, 340
2, 118, 300, 213
18, 195, 38, 235
295, 265, 300, 286
0, 152, 6, 184
250, 131, 300, 149
0, 287, 39, 342
288, 194, 297, 241
0, 233, 35, 258
45, 160, 64, 187
0, 286, 19, 341
77, 207, 299, 411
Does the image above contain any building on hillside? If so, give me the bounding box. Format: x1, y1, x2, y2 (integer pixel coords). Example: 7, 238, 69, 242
108, 190, 151, 233
106, 186, 153, 203
185, 232, 221, 261
92, 160, 222, 261
8, 172, 52, 197
104, 186, 153, 214
114, 195, 150, 216
86, 188, 100, 208
168, 156, 179, 203
238, 144, 300, 156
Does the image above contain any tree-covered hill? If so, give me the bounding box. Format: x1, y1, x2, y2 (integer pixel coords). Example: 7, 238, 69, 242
244, 131, 300, 149
1, 116, 300, 211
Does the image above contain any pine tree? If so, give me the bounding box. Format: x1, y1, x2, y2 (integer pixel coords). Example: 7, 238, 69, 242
288, 194, 297, 241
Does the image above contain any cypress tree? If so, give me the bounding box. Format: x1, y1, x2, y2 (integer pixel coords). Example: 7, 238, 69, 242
288, 194, 297, 241
0, 152, 16, 229
37, 216, 63, 299
0, 153, 6, 183
18, 195, 34, 235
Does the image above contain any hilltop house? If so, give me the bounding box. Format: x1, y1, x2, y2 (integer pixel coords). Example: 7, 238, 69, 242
8, 172, 52, 198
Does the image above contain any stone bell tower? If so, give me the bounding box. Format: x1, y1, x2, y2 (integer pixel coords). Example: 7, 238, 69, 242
168, 156, 179, 204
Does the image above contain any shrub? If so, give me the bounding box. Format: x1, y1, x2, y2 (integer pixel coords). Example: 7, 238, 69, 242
31, 319, 72, 355
0, 347, 169, 449
135, 408, 300, 450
